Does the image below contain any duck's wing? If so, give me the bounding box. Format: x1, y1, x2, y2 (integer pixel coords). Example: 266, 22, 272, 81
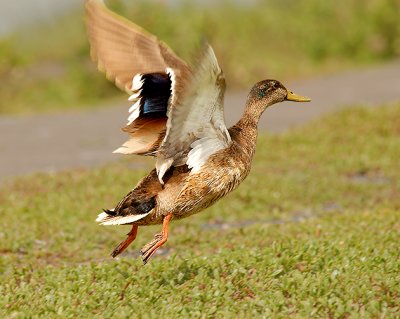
85, 0, 190, 155
156, 44, 232, 183
85, 0, 189, 94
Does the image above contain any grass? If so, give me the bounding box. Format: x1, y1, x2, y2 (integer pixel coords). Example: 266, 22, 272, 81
1, 0, 399, 114
1, 103, 400, 317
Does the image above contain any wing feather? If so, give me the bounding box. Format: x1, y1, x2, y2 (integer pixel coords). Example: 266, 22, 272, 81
85, 0, 189, 94
85, 0, 191, 156
156, 44, 231, 182
86, 1, 228, 170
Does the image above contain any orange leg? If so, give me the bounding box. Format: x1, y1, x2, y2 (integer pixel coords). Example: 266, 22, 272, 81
141, 213, 173, 265
111, 224, 138, 258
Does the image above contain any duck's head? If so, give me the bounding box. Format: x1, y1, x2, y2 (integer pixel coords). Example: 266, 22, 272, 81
248, 79, 311, 110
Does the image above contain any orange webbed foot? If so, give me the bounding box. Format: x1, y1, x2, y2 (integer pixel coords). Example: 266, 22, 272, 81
111, 224, 138, 258
141, 213, 172, 264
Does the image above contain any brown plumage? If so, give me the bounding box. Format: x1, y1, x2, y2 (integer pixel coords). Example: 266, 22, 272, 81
86, 0, 311, 264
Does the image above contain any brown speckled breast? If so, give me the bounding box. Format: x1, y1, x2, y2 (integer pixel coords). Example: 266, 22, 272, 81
171, 124, 257, 219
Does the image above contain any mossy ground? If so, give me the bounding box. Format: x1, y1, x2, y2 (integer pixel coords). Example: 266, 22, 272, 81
1, 104, 400, 318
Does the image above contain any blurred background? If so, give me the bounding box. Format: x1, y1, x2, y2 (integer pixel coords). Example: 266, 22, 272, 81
1, 0, 399, 114
1, 0, 399, 180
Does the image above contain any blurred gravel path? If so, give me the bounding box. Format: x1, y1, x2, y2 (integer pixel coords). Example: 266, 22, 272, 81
1, 61, 399, 182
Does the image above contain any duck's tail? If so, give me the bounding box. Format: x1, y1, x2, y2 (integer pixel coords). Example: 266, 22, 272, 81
96, 209, 152, 225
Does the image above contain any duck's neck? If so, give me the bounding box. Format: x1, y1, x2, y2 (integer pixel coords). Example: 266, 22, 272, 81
239, 98, 266, 127
230, 99, 267, 160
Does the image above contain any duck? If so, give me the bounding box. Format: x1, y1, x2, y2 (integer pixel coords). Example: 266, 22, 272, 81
85, 0, 311, 264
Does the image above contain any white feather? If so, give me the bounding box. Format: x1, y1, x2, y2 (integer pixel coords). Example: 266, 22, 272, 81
96, 211, 110, 222
166, 67, 176, 105
131, 73, 144, 91
156, 158, 174, 184
96, 210, 152, 225
128, 91, 141, 101
128, 98, 142, 113
100, 213, 150, 225
127, 100, 141, 124
187, 134, 227, 172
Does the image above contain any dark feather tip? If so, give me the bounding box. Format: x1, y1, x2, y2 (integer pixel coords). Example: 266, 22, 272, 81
103, 208, 116, 216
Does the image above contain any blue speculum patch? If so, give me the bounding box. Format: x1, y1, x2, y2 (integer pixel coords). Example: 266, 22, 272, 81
141, 73, 172, 116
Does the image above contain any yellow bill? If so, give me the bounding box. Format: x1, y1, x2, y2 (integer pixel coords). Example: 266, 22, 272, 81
286, 90, 311, 102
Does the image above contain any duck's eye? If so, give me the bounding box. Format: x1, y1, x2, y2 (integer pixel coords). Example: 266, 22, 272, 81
257, 88, 266, 99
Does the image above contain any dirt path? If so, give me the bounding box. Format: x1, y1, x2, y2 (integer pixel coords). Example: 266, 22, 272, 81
1, 61, 399, 183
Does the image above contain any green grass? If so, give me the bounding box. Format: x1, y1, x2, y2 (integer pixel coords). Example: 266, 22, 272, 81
1, 104, 400, 317
1, 0, 399, 114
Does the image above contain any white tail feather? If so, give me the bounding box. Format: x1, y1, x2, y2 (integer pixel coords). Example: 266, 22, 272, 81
96, 212, 109, 222
95, 210, 152, 225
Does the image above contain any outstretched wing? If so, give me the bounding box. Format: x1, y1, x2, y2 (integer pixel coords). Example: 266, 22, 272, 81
85, 0, 189, 94
85, 0, 191, 155
156, 45, 231, 182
